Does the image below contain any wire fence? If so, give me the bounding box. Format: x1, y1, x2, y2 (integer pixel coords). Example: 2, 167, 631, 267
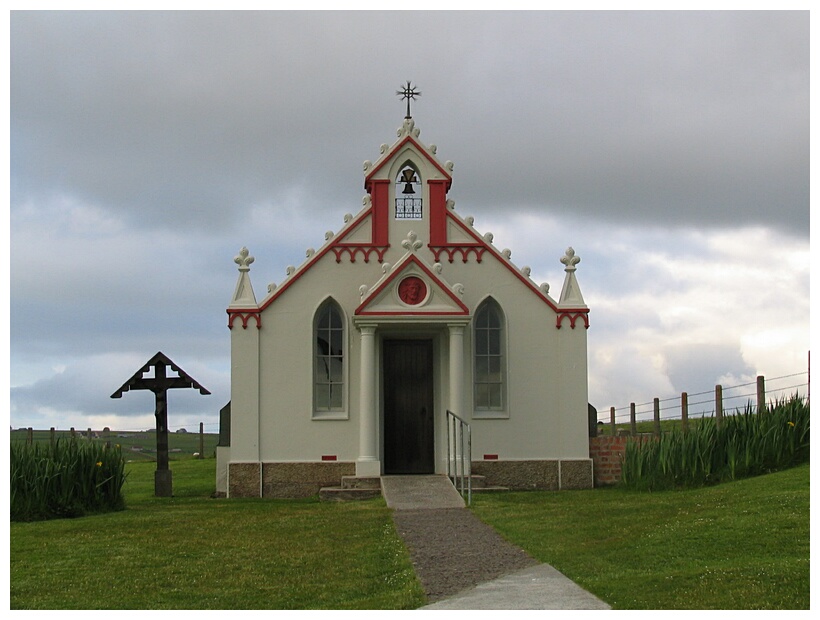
597, 364, 810, 435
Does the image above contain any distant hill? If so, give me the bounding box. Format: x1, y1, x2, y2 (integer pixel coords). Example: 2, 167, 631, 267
9, 428, 219, 461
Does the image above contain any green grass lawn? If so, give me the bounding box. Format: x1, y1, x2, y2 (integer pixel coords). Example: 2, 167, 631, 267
10, 459, 425, 610
10, 457, 809, 609
471, 462, 810, 609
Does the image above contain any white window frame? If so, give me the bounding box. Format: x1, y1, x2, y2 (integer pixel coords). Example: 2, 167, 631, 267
472, 298, 509, 419
312, 299, 348, 420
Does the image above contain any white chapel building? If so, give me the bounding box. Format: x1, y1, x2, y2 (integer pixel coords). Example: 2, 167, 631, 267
217, 110, 593, 498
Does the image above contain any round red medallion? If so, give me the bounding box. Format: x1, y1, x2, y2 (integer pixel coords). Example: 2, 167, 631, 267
398, 277, 427, 306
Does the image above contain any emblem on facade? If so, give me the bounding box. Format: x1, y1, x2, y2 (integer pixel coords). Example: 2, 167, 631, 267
398, 276, 427, 306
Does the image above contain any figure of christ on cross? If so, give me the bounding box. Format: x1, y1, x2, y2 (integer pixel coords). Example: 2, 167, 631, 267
111, 352, 210, 497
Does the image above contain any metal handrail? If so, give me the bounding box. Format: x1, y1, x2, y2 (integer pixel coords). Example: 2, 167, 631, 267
446, 410, 472, 506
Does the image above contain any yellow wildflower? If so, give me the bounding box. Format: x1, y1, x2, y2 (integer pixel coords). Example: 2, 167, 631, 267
788, 421, 795, 427
96, 461, 103, 467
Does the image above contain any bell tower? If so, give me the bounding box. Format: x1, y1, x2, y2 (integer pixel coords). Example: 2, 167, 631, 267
362, 82, 453, 253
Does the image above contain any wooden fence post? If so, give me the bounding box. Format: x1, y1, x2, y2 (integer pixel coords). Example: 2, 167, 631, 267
630, 402, 637, 436
756, 375, 766, 413
681, 392, 689, 432
610, 407, 616, 436
199, 422, 204, 459
50, 427, 56, 448
87, 427, 92, 440
27, 427, 33, 445
653, 398, 661, 436
715, 385, 723, 427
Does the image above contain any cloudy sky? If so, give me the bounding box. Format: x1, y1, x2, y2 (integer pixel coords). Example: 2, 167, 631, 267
9, 10, 811, 433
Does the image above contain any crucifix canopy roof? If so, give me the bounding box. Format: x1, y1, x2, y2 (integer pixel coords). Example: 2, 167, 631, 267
110, 351, 211, 398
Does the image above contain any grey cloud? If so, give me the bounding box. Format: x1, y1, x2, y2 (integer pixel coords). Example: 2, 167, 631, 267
11, 356, 227, 422
9, 11, 810, 430
11, 11, 808, 235
664, 344, 755, 400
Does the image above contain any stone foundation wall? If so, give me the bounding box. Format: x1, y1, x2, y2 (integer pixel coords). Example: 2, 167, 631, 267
262, 462, 356, 498
559, 459, 595, 489
471, 459, 593, 490
228, 462, 261, 497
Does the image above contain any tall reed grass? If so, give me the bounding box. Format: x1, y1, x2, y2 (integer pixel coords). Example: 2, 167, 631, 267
10, 438, 127, 521
620, 395, 809, 491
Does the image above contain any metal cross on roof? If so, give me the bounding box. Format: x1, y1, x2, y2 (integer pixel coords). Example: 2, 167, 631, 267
397, 81, 421, 119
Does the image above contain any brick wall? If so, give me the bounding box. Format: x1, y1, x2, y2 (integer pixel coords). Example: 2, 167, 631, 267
588, 435, 629, 486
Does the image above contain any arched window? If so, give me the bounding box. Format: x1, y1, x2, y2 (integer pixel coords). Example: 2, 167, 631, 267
314, 300, 345, 415
395, 164, 422, 220
474, 298, 505, 413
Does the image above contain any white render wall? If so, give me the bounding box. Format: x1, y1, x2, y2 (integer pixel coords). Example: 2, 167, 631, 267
228, 239, 589, 470
226, 116, 590, 487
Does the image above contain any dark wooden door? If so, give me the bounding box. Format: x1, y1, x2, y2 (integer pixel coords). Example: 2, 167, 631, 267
383, 339, 434, 474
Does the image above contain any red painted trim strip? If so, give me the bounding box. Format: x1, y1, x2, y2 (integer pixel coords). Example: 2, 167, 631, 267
368, 180, 390, 246
428, 179, 449, 246
556, 312, 590, 330
483, 454, 499, 460
331, 245, 390, 264
356, 310, 468, 317
226, 310, 262, 329
321, 455, 337, 461
429, 245, 487, 264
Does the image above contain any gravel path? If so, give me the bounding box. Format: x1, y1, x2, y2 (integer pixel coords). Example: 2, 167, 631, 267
391, 507, 539, 602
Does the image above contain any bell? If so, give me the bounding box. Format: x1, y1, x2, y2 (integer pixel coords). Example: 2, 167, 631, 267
400, 168, 418, 194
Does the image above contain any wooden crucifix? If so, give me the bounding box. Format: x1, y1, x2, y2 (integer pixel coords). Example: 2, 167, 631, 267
111, 352, 210, 497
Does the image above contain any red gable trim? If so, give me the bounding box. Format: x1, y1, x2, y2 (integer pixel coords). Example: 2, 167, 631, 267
355, 253, 470, 316
364, 135, 452, 188
226, 198, 588, 329
443, 212, 590, 325
226, 310, 262, 329
556, 312, 590, 330
249, 206, 388, 314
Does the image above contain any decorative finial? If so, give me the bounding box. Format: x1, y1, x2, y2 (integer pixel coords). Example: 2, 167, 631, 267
401, 230, 424, 252
397, 81, 421, 119
561, 247, 581, 272
234, 247, 254, 272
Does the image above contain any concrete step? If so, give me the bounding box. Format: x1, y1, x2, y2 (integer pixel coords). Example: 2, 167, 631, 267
471, 486, 510, 493
318, 486, 382, 502
340, 476, 381, 490
450, 475, 510, 493
468, 474, 487, 488
381, 475, 465, 510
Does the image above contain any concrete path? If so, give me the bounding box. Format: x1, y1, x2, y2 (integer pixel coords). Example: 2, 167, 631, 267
420, 564, 611, 610
380, 475, 465, 510
381, 474, 611, 610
